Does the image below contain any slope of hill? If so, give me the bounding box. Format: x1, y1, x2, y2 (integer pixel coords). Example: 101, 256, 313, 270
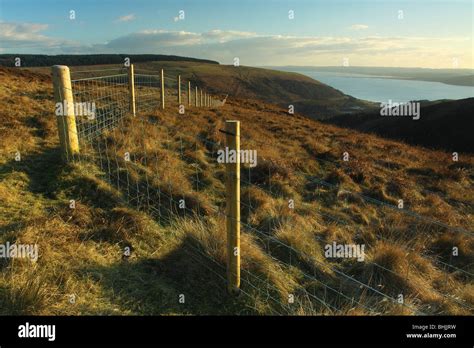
0, 66, 473, 315
327, 98, 474, 153
25, 60, 376, 119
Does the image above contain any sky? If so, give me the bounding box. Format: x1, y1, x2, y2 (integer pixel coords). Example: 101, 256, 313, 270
0, 0, 473, 68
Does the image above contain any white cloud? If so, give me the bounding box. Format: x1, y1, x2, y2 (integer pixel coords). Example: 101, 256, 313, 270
0, 21, 77, 51
97, 31, 470, 68
1, 22, 472, 68
202, 30, 258, 43
116, 14, 136, 22
350, 24, 369, 30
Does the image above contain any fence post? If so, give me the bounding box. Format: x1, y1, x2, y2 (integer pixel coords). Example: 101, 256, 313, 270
161, 69, 165, 109
225, 120, 240, 295
195, 86, 198, 107
128, 64, 136, 116
205, 92, 207, 107
52, 65, 80, 161
200, 89, 203, 107
188, 81, 191, 106
177, 75, 181, 105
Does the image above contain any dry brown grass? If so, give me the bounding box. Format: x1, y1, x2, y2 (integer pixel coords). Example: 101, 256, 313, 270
0, 66, 472, 315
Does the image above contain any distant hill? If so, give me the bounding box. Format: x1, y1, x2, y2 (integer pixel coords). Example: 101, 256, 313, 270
0, 54, 219, 67
326, 98, 474, 153
138, 62, 375, 118
25, 60, 376, 118
440, 75, 474, 86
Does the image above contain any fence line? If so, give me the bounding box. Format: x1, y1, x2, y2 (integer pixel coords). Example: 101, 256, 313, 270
51, 64, 473, 315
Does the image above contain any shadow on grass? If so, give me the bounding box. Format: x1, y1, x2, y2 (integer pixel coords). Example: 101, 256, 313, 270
0, 146, 64, 199
77, 235, 255, 315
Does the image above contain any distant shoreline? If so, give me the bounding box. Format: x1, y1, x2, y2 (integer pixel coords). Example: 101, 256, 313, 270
263, 66, 474, 87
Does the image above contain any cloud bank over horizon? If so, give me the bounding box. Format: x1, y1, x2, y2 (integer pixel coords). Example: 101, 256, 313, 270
0, 21, 472, 69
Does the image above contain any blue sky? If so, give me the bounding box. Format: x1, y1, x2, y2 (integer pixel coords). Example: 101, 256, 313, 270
1, 0, 473, 68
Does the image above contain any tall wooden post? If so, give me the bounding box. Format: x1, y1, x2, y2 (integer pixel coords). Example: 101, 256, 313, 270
178, 75, 181, 105
225, 120, 240, 295
161, 69, 165, 109
52, 65, 80, 161
188, 81, 191, 106
200, 89, 203, 107
128, 64, 136, 116
195, 86, 198, 107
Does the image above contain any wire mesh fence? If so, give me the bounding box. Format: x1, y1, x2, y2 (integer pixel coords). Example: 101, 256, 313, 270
71, 73, 129, 142
53, 64, 474, 315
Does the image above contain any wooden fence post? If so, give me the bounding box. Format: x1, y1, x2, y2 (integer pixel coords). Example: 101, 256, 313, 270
200, 89, 203, 107
52, 65, 80, 161
178, 75, 181, 105
161, 69, 165, 109
195, 86, 198, 107
225, 120, 241, 295
128, 64, 136, 116
188, 81, 191, 107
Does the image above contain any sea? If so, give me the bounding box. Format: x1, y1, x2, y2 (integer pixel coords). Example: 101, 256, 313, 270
285, 69, 474, 103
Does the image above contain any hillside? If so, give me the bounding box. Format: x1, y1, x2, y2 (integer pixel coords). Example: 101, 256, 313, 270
327, 98, 474, 153
132, 61, 375, 118
0, 65, 473, 315
25, 60, 375, 119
